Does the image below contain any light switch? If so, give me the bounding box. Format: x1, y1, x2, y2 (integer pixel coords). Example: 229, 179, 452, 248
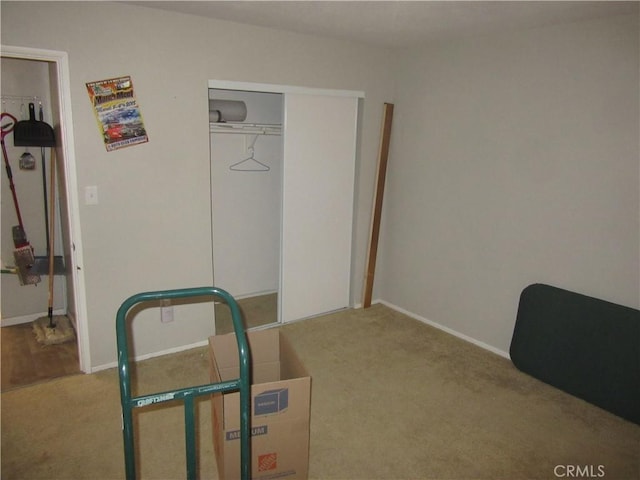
85, 186, 98, 205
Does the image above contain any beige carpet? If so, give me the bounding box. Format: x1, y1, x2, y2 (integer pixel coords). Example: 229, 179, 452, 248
2, 304, 638, 479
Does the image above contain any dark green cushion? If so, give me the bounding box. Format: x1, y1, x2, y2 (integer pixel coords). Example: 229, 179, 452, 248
510, 284, 639, 424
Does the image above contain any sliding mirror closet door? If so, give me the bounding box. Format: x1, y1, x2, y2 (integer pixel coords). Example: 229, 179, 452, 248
280, 93, 359, 323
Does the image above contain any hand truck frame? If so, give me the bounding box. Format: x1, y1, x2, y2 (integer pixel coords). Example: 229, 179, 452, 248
116, 286, 251, 480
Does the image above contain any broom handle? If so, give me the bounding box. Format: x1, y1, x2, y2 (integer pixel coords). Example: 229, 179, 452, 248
1, 137, 27, 231
47, 149, 56, 319
39, 104, 50, 253
0, 112, 26, 232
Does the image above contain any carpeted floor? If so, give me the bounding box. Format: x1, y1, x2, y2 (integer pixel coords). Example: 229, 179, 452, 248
1, 304, 638, 479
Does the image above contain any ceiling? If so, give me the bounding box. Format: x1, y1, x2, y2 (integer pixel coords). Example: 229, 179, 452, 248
125, 1, 638, 48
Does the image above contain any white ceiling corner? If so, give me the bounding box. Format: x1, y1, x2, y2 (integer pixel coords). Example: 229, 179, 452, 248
124, 1, 639, 49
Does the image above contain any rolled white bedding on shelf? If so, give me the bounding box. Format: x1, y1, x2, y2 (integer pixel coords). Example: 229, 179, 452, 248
209, 99, 247, 123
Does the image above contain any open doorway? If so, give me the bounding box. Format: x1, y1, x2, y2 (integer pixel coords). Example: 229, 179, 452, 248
1, 45, 89, 388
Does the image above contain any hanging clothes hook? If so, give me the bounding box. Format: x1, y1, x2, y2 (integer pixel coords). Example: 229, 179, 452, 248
247, 134, 259, 151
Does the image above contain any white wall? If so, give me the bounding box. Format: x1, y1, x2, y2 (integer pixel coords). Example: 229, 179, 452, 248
380, 14, 639, 354
1, 1, 395, 369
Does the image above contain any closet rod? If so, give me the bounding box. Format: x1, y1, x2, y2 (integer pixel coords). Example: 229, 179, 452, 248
1, 95, 42, 103
1, 96, 44, 118
209, 123, 282, 135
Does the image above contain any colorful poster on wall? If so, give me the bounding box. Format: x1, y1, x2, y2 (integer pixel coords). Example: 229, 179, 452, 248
86, 76, 148, 151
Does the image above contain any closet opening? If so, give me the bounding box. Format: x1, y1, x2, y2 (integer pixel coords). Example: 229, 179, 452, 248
209, 79, 362, 333
1, 48, 88, 386
209, 88, 283, 334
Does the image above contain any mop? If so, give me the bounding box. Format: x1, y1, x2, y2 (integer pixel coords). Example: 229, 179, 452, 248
32, 147, 75, 345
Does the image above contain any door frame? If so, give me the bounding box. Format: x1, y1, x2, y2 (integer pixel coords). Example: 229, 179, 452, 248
208, 80, 363, 98
2, 44, 90, 373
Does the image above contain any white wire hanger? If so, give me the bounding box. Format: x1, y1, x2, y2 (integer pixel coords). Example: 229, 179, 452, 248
230, 135, 270, 172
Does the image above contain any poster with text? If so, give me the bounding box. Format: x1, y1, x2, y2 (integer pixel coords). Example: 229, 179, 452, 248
86, 76, 148, 151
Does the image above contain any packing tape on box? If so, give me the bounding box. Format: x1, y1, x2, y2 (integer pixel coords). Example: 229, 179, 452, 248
209, 99, 247, 122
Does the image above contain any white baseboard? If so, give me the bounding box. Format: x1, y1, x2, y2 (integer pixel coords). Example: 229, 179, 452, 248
374, 299, 510, 359
93, 299, 509, 373
1, 309, 68, 327
91, 339, 210, 373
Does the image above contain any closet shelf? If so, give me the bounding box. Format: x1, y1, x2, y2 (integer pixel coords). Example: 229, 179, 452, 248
209, 123, 282, 135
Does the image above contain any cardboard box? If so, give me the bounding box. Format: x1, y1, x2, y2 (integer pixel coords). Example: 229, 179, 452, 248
209, 329, 311, 480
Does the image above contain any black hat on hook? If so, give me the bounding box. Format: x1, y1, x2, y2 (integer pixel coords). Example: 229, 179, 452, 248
13, 102, 55, 147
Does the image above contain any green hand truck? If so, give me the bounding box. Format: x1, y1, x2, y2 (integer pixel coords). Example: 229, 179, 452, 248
116, 286, 251, 480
